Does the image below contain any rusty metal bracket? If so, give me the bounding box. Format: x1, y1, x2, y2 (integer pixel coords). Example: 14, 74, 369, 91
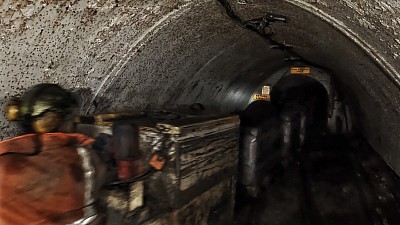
149, 153, 166, 170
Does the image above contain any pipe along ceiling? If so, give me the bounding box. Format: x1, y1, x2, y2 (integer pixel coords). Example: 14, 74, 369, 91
0, 0, 400, 174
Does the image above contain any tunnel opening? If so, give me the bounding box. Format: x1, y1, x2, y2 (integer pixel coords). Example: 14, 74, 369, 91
270, 74, 329, 138
235, 70, 400, 225
236, 71, 331, 215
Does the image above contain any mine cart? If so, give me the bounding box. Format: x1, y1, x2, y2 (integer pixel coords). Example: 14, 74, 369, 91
75, 111, 240, 225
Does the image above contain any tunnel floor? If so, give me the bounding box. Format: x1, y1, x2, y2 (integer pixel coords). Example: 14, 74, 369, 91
234, 135, 400, 225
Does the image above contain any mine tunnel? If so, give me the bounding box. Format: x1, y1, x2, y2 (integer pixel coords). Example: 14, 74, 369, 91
1, 0, 400, 224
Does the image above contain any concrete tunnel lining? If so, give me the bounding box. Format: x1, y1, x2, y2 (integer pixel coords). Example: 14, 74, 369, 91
1, 0, 400, 175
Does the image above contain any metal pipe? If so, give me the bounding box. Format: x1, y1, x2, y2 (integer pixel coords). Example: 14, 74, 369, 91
239, 127, 259, 197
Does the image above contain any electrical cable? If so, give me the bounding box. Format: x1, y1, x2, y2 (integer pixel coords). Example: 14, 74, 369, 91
105, 168, 155, 187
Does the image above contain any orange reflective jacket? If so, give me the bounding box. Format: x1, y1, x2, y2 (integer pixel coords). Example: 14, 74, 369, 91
0, 133, 95, 225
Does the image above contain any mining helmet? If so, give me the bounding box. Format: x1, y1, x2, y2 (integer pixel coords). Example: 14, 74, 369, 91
6, 83, 78, 133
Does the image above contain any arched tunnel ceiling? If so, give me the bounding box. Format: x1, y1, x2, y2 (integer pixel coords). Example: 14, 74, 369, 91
0, 0, 400, 173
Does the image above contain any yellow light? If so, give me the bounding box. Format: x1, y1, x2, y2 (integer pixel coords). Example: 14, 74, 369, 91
6, 103, 19, 121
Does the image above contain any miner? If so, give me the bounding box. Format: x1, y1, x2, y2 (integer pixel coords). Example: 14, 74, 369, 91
0, 83, 106, 225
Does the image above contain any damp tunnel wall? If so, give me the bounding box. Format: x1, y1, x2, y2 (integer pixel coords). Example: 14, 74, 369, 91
1, 0, 400, 174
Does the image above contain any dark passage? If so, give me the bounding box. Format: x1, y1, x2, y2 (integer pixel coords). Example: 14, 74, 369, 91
236, 135, 400, 225
235, 75, 400, 225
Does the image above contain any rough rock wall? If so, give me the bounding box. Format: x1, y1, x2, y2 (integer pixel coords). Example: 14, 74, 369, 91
0, 0, 198, 138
